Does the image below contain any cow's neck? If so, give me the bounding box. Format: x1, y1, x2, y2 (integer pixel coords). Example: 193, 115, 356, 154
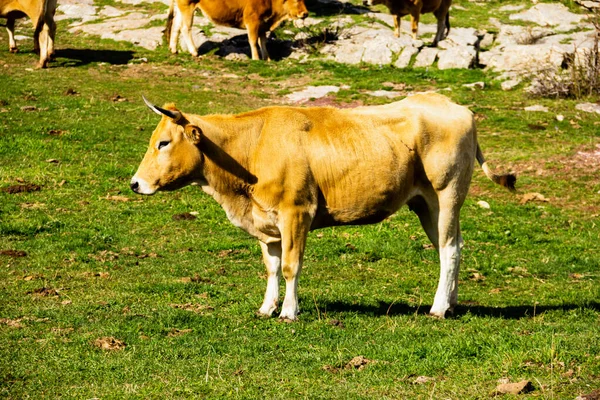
187, 113, 268, 239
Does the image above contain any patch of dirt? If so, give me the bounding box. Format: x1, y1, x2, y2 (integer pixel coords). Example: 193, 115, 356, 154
179, 274, 214, 283
577, 389, 600, 400
30, 287, 60, 297
0, 250, 27, 257
94, 337, 126, 351
493, 380, 534, 395
170, 303, 214, 313
2, 184, 41, 194
323, 355, 375, 373
167, 328, 192, 337
172, 212, 197, 221
328, 319, 345, 328
0, 318, 24, 328
46, 129, 68, 136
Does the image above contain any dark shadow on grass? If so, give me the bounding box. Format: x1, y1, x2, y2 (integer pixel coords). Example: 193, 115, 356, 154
53, 48, 136, 67
317, 300, 600, 319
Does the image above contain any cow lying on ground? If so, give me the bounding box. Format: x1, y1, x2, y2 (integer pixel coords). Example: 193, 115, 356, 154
166, 0, 309, 61
131, 93, 516, 320
0, 0, 57, 68
364, 0, 452, 46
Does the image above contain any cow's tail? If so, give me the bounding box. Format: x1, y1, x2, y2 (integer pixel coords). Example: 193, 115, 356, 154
165, 0, 175, 43
476, 144, 516, 192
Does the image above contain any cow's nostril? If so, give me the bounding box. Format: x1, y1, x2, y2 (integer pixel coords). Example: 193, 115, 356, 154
301, 12, 308, 19
130, 181, 139, 192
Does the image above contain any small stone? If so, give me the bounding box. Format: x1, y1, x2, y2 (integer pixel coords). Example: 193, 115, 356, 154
575, 103, 600, 114
463, 82, 485, 90
477, 200, 491, 209
524, 105, 548, 112
556, 114, 564, 121
501, 79, 521, 91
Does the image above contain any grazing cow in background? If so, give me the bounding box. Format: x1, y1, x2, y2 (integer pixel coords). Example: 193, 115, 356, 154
364, 0, 452, 46
0, 0, 57, 68
131, 93, 516, 321
166, 0, 309, 61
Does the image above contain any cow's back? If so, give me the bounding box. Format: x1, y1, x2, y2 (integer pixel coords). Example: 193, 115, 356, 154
248, 93, 475, 227
0, 0, 43, 17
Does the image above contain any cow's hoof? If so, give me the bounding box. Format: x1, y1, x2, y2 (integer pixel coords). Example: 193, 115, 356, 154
429, 307, 454, 319
9, 47, 18, 53
36, 61, 48, 69
255, 311, 272, 319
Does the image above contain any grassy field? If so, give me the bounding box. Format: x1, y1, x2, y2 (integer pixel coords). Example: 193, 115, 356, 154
1, 0, 600, 398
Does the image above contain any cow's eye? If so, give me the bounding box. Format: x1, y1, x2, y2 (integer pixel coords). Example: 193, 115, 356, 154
158, 141, 170, 150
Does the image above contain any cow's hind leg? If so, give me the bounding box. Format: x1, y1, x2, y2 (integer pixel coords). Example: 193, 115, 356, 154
432, 7, 449, 46
257, 241, 281, 317
429, 191, 463, 318
279, 209, 312, 320
258, 32, 270, 61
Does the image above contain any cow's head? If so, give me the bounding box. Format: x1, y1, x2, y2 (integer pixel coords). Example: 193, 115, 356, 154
130, 97, 204, 195
285, 0, 309, 20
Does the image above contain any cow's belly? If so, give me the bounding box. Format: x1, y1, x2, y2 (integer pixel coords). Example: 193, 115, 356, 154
311, 183, 411, 229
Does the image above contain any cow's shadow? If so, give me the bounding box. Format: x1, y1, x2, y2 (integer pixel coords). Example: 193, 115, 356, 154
197, 34, 296, 61
53, 48, 136, 67
305, 0, 371, 16
315, 300, 600, 319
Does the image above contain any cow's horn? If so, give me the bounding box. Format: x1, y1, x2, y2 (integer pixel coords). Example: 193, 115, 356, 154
142, 95, 181, 120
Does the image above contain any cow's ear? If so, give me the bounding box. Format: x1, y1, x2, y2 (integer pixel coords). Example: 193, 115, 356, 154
184, 125, 202, 144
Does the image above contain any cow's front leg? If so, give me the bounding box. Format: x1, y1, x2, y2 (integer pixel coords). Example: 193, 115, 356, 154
6, 17, 17, 53
410, 12, 420, 40
257, 240, 281, 316
393, 14, 401, 38
279, 209, 312, 320
246, 23, 261, 60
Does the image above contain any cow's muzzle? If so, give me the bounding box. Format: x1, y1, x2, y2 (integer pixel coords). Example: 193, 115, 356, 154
129, 177, 156, 195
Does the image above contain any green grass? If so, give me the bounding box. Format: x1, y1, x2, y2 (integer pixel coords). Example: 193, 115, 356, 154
1, 1, 600, 398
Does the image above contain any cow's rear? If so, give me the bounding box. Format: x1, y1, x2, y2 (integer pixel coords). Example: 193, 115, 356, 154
0, 0, 57, 67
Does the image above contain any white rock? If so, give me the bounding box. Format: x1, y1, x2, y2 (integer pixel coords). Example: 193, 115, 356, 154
413, 48, 438, 67
499, 5, 525, 12
99, 6, 125, 18
556, 115, 565, 121
367, 90, 403, 98
111, 27, 163, 50
509, 4, 586, 31
477, 200, 491, 209
575, 103, 600, 114
394, 46, 418, 68
294, 17, 323, 28
437, 46, 476, 69
463, 81, 485, 90
286, 86, 340, 103
501, 79, 521, 91
524, 105, 549, 112
479, 33, 494, 48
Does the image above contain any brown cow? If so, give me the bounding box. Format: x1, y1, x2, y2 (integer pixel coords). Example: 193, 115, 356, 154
364, 0, 452, 46
0, 0, 57, 68
131, 93, 515, 321
166, 0, 308, 61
